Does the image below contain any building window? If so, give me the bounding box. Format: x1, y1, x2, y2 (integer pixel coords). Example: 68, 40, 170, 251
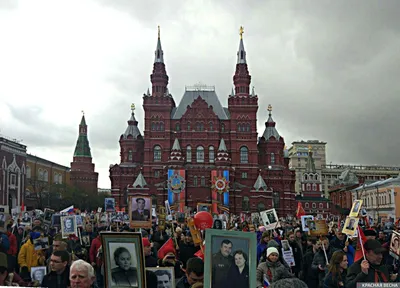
257, 202, 265, 212
312, 183, 317, 191
221, 123, 225, 132
237, 123, 242, 132
26, 166, 31, 179
305, 203, 309, 208
193, 176, 198, 187
160, 122, 164, 131
271, 153, 275, 164
186, 146, 192, 162
246, 123, 250, 132
151, 122, 156, 131
312, 203, 316, 208
176, 123, 180, 131
187, 122, 191, 131
10, 174, 16, 186
306, 183, 311, 191
54, 173, 58, 184
154, 171, 160, 178
196, 122, 204, 131
319, 203, 323, 209
58, 174, 63, 184
38, 169, 44, 180
240, 146, 248, 164
242, 172, 248, 179
196, 146, 204, 163
128, 150, 133, 161
209, 146, 215, 163
153, 145, 162, 162
273, 192, 280, 208
43, 170, 48, 182
201, 176, 205, 186
209, 122, 213, 131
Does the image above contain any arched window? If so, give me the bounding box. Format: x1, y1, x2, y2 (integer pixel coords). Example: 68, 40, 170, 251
58, 173, 63, 184
153, 145, 162, 162
43, 170, 48, 182
305, 203, 309, 208
209, 122, 213, 131
237, 123, 242, 132
187, 122, 191, 131
196, 146, 204, 163
312, 203, 316, 208
186, 146, 192, 162
156, 123, 160, 131
160, 122, 164, 131
257, 202, 265, 212
312, 183, 317, 191
240, 146, 248, 164
26, 166, 31, 179
209, 146, 215, 163
306, 183, 311, 191
193, 176, 198, 187
201, 176, 205, 186
319, 203, 323, 209
221, 123, 225, 132
242, 196, 249, 211
315, 174, 319, 181
271, 153, 275, 164
128, 150, 133, 161
151, 122, 156, 131
304, 175, 308, 181
175, 123, 180, 131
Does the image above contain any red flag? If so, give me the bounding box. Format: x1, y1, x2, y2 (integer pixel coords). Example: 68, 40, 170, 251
157, 238, 176, 260
354, 227, 367, 262
194, 247, 204, 261
296, 202, 305, 218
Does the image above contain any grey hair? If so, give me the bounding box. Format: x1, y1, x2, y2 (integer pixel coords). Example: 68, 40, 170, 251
70, 260, 95, 278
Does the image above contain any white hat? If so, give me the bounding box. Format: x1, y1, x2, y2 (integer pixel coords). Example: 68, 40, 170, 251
267, 247, 279, 257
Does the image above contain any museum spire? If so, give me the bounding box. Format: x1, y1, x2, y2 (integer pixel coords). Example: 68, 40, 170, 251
150, 25, 169, 97
233, 26, 251, 96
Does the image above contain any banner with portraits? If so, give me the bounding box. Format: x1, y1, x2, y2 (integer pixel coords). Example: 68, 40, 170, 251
167, 169, 186, 213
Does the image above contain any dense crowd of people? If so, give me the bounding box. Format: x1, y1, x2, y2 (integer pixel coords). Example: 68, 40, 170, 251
0, 211, 398, 287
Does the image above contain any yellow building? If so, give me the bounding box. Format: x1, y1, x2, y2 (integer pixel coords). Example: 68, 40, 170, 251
25, 154, 70, 209
352, 175, 400, 222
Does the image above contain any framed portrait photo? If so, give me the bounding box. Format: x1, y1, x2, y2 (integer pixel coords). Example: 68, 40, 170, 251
105, 197, 116, 213
129, 196, 152, 229
260, 208, 280, 231
101, 232, 146, 288
146, 267, 175, 288
204, 229, 257, 288
301, 215, 314, 232
61, 215, 77, 238
21, 211, 32, 226
342, 216, 359, 236
349, 200, 363, 217
390, 230, 400, 259
33, 237, 49, 251
197, 203, 211, 213
31, 266, 46, 284
43, 208, 55, 224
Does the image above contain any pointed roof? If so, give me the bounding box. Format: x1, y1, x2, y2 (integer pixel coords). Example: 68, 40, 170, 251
251, 86, 255, 97
253, 174, 267, 191
154, 25, 164, 63
172, 138, 181, 151
237, 26, 247, 64
262, 104, 281, 141
305, 146, 316, 173
218, 138, 227, 152
132, 171, 148, 188
74, 114, 92, 158
231, 87, 235, 96
122, 104, 141, 140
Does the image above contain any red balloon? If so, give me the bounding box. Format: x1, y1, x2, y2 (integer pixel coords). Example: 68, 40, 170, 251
194, 211, 213, 230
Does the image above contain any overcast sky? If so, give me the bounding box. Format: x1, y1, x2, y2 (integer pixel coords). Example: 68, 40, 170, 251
1, 0, 399, 188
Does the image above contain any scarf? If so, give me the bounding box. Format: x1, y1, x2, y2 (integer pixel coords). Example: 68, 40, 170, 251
374, 269, 388, 283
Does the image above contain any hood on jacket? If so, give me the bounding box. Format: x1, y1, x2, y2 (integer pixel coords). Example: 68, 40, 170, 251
267, 239, 280, 249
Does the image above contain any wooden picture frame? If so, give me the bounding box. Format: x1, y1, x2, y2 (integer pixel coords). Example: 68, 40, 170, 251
61, 215, 77, 238
146, 267, 175, 288
204, 229, 257, 288
129, 196, 152, 229
101, 232, 146, 288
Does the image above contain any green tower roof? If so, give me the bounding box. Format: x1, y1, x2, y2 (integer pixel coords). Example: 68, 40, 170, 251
73, 115, 92, 158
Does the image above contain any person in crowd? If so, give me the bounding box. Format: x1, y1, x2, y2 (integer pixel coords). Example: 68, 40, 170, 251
69, 259, 96, 288
42, 250, 70, 288
288, 231, 303, 277
176, 257, 204, 288
6, 224, 17, 272
346, 239, 396, 287
89, 232, 103, 287
302, 237, 320, 288
226, 250, 250, 288
18, 231, 46, 280
178, 231, 199, 269
143, 238, 157, 267
311, 237, 337, 288
211, 239, 234, 287
256, 247, 292, 287
330, 230, 346, 250
257, 231, 269, 263
157, 247, 184, 279
323, 250, 348, 288
364, 229, 377, 240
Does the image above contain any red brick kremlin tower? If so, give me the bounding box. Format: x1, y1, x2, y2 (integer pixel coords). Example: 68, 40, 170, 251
109, 27, 296, 217
70, 114, 98, 195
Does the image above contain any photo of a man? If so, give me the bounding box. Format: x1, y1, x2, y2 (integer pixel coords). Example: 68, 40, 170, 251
105, 198, 115, 212
61, 216, 76, 237
131, 198, 150, 221
346, 219, 356, 231
154, 269, 173, 288
212, 239, 233, 288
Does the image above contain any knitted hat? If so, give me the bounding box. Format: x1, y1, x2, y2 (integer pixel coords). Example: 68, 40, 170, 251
267, 247, 279, 257
267, 239, 280, 249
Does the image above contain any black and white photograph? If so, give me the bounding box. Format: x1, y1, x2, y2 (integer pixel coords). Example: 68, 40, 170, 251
105, 198, 116, 213
31, 266, 46, 284
51, 214, 61, 227
205, 229, 257, 288
146, 267, 175, 288
349, 200, 363, 217
301, 215, 314, 232
281, 240, 291, 252
99, 213, 108, 225
76, 215, 84, 227
43, 208, 54, 223
33, 237, 49, 250
130, 196, 152, 229
197, 203, 211, 213
213, 219, 223, 230
82, 235, 90, 247
342, 216, 359, 236
21, 211, 31, 225
61, 215, 77, 238
101, 232, 146, 288
259, 208, 279, 230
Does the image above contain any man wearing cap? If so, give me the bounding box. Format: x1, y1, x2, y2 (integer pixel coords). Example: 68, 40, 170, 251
364, 228, 377, 240
143, 238, 157, 267
346, 239, 397, 287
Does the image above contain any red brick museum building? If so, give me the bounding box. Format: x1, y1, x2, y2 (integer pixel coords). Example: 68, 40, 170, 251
109, 28, 296, 216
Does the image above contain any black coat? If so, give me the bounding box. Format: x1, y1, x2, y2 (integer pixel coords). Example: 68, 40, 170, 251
41, 266, 70, 288
226, 264, 249, 288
